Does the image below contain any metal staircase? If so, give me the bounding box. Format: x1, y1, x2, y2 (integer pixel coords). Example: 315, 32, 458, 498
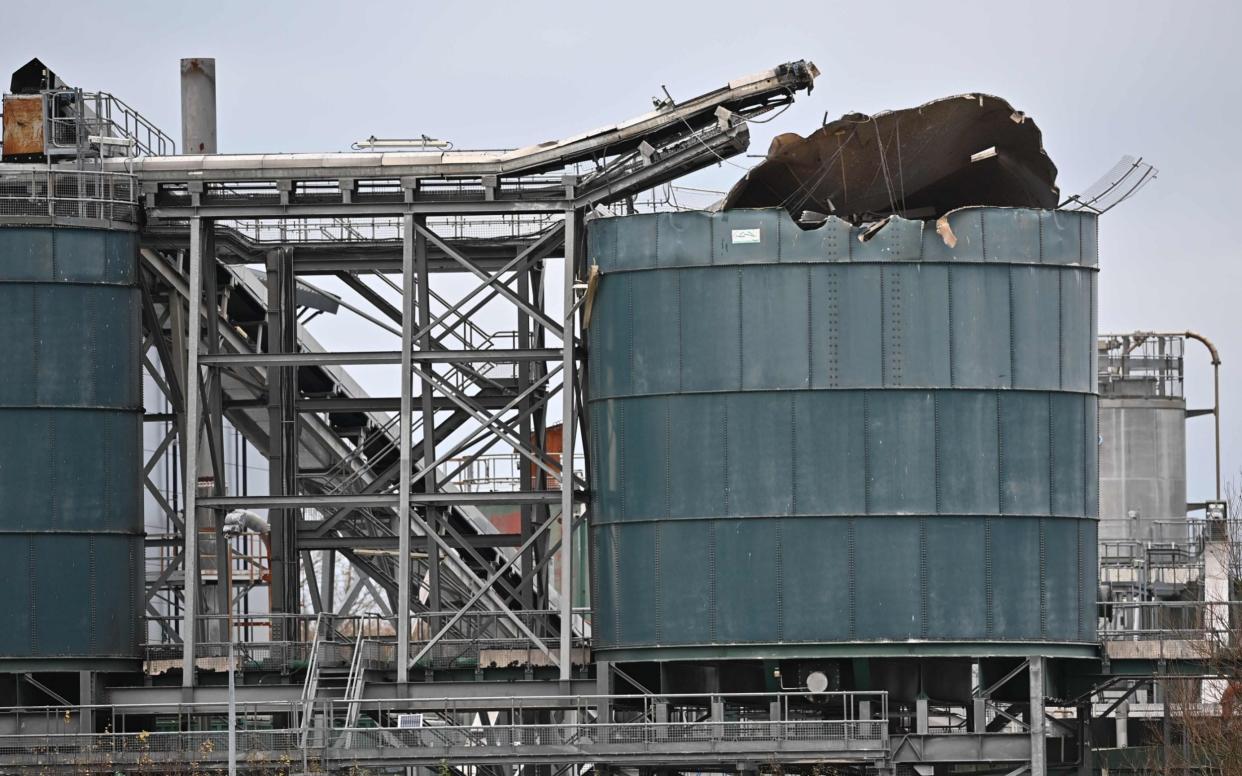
341, 631, 369, 745
298, 614, 325, 748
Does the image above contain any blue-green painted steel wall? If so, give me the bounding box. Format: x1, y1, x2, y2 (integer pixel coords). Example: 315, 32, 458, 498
587, 207, 1099, 659
0, 227, 142, 664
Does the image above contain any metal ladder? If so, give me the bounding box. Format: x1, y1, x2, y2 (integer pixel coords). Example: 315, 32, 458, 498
341, 630, 368, 747
298, 613, 326, 749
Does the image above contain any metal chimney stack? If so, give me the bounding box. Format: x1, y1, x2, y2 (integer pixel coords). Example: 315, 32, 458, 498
180, 57, 217, 154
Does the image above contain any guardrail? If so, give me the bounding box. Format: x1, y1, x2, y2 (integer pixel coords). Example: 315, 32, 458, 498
225, 213, 559, 243
0, 720, 887, 767
0, 691, 890, 768
334, 718, 888, 748
144, 609, 589, 672
450, 452, 586, 492
44, 89, 174, 158
1099, 600, 1242, 642
0, 167, 138, 226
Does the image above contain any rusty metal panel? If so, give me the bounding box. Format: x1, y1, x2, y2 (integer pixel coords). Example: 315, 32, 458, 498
1, 95, 45, 161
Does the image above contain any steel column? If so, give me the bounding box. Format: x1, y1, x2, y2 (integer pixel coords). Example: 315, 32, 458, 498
204, 228, 232, 633
415, 215, 442, 627
559, 210, 579, 683
1029, 657, 1046, 776
397, 214, 415, 684
265, 249, 299, 629
180, 218, 206, 687
519, 267, 536, 610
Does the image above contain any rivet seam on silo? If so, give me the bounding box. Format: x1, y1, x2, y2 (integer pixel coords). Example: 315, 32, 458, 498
1076, 521, 1085, 641
48, 413, 57, 521
1007, 267, 1017, 388
775, 516, 785, 642
985, 518, 994, 637
862, 393, 872, 513
847, 518, 857, 640
996, 392, 1006, 514
1039, 517, 1048, 638
28, 540, 37, 651
736, 268, 744, 389
920, 516, 929, 639
707, 521, 717, 642
1057, 272, 1065, 388
89, 536, 97, 652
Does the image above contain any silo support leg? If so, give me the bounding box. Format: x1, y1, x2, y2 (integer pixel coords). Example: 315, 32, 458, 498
78, 672, 95, 732
1029, 656, 1046, 776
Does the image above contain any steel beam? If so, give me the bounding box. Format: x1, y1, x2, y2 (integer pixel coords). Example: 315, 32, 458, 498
410, 222, 565, 346
891, 732, 1031, 763
297, 533, 523, 550
266, 247, 300, 630
397, 213, 415, 685
104, 679, 595, 708
409, 514, 562, 668
414, 215, 443, 633
198, 349, 561, 366
180, 217, 206, 688
199, 491, 568, 510
409, 365, 562, 489
204, 226, 232, 633
415, 365, 566, 485
297, 396, 521, 412
414, 221, 565, 339
559, 210, 579, 684
145, 199, 572, 220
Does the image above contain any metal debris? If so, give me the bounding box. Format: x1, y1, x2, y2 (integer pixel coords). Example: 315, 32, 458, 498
724, 93, 1060, 224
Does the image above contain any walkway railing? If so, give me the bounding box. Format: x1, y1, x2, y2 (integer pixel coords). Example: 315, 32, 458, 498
144, 609, 588, 672
0, 691, 890, 768
1099, 599, 1242, 642
0, 167, 138, 226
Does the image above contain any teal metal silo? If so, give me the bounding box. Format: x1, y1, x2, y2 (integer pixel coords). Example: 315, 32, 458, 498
0, 225, 143, 668
587, 207, 1098, 661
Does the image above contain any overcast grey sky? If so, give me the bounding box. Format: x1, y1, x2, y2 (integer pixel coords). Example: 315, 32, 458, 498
4, 0, 1238, 501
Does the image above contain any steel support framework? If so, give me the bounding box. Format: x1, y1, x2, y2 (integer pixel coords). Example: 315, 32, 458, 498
163, 206, 586, 687
129, 61, 818, 696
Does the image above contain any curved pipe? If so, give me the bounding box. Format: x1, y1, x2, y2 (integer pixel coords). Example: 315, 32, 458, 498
1128, 330, 1222, 500
224, 508, 270, 535
1181, 331, 1222, 500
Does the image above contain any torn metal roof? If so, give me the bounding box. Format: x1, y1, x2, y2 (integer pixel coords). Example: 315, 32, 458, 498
723, 93, 1059, 223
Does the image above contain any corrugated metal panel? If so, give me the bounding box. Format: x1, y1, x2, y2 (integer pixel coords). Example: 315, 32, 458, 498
587, 207, 1099, 658
0, 227, 142, 663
